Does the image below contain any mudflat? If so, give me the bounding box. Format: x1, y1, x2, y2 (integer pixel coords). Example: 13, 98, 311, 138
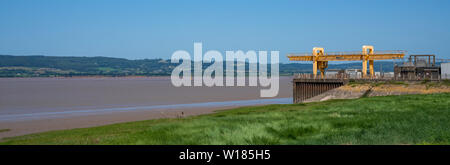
0, 76, 292, 138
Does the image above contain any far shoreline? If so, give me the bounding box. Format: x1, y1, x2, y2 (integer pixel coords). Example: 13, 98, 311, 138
0, 75, 171, 79
0, 75, 293, 79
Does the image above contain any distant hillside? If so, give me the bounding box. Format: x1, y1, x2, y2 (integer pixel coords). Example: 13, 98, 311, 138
0, 55, 176, 77
0, 55, 407, 77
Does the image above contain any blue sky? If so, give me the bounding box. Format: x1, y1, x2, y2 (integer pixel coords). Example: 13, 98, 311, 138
0, 0, 449, 62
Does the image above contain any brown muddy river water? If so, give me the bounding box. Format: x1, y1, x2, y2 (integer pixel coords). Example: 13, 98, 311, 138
0, 77, 292, 138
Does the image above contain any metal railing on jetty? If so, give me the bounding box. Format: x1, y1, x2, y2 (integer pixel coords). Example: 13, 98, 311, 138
293, 73, 443, 81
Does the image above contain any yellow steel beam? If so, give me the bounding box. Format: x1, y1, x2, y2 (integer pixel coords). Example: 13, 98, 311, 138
287, 54, 404, 61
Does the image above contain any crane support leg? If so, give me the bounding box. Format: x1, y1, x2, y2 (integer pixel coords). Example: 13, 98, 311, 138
320, 68, 325, 78
318, 61, 328, 78
369, 60, 374, 77
362, 60, 367, 78
313, 60, 318, 78
362, 45, 374, 78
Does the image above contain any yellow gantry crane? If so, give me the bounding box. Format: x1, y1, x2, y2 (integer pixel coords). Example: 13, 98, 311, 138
287, 45, 406, 78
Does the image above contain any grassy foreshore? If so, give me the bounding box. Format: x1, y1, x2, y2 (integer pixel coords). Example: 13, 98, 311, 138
1, 93, 449, 145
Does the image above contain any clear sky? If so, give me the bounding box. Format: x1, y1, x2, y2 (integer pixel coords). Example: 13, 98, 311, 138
1, 0, 449, 62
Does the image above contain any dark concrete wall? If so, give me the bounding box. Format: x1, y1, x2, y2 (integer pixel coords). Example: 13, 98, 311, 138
293, 80, 344, 103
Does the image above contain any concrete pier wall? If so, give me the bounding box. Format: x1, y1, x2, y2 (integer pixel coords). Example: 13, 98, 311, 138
293, 79, 346, 103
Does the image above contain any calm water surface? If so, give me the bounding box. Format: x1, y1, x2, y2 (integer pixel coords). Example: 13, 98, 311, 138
0, 77, 292, 121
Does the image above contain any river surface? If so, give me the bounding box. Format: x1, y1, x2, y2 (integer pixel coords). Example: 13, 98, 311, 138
0, 77, 292, 122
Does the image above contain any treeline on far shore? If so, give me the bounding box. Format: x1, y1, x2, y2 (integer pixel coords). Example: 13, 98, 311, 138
0, 55, 404, 77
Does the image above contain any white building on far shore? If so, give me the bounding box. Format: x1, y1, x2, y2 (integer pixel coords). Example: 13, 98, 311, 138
442, 63, 450, 79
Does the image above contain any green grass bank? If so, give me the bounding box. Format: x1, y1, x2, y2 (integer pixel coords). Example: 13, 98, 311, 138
1, 93, 449, 145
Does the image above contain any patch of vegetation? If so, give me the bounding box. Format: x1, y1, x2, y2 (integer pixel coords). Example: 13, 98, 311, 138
442, 79, 450, 86
348, 80, 414, 87
372, 82, 383, 87
421, 79, 431, 84
0, 129, 10, 133
425, 82, 438, 90
343, 79, 445, 91
347, 80, 367, 86
1, 93, 449, 145
416, 80, 450, 89
387, 81, 408, 85
0, 55, 177, 77
360, 87, 373, 98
